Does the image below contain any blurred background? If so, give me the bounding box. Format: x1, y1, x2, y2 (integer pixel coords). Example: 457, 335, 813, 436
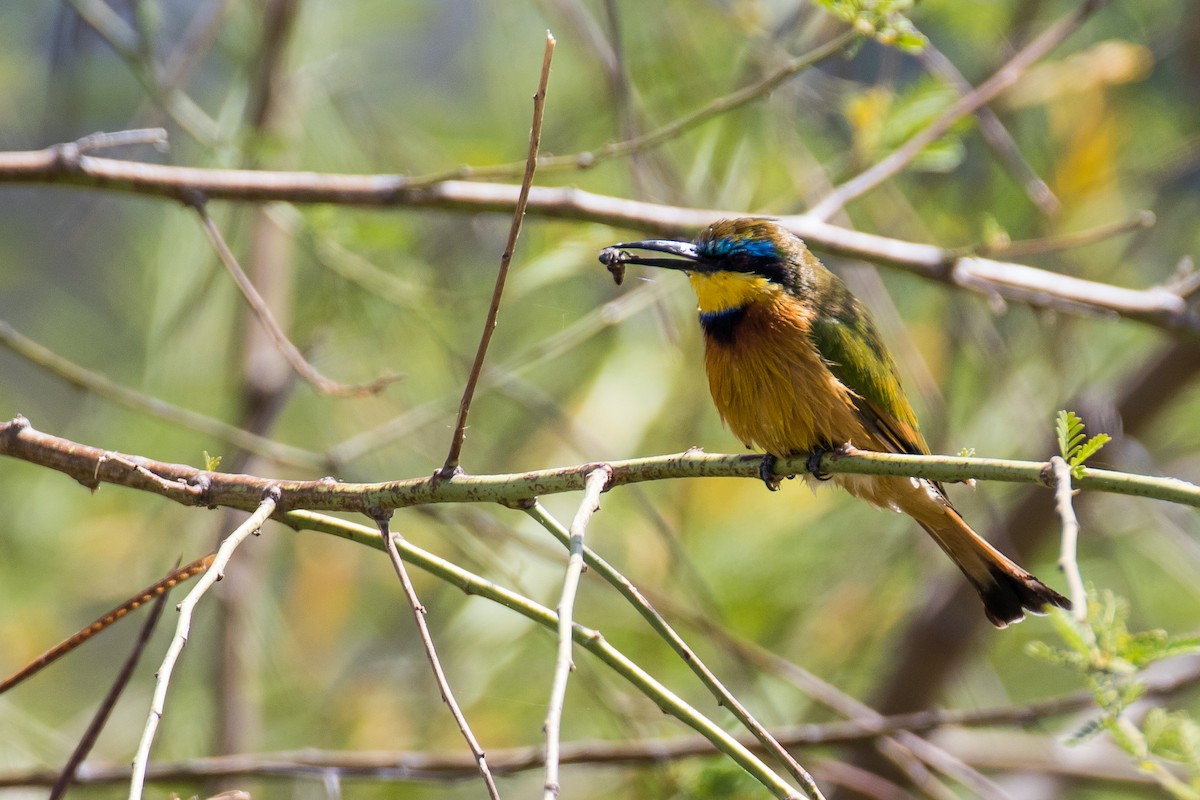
1, 1, 1199, 798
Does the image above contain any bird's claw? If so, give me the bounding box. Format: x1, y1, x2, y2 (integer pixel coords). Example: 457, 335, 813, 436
806, 448, 832, 481
759, 453, 789, 491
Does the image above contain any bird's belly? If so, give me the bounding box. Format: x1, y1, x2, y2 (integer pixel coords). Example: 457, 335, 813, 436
703, 324, 867, 458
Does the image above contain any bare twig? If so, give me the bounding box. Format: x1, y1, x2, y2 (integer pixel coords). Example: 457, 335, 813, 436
289, 511, 803, 799
807, 0, 1107, 221
128, 492, 278, 800
0, 554, 214, 695
724, 633, 1012, 800
408, 27, 858, 186
66, 0, 220, 143
527, 500, 828, 800
0, 321, 327, 471
50, 565, 175, 800
192, 202, 400, 397
70, 127, 169, 155
376, 516, 501, 800
8, 663, 1200, 786
442, 31, 555, 474
916, 45, 1059, 216
1050, 456, 1088, 620
2, 140, 1193, 336
543, 467, 610, 800
972, 210, 1156, 258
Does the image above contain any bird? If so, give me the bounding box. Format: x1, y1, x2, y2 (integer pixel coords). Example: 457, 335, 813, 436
599, 217, 1069, 627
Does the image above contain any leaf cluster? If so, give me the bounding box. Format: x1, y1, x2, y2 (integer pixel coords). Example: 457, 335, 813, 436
814, 0, 928, 51
1028, 591, 1200, 798
1056, 409, 1111, 479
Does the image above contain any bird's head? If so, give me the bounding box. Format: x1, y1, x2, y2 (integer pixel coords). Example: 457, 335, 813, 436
599, 218, 815, 314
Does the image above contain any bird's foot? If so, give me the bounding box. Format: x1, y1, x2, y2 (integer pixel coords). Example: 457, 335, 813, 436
807, 443, 857, 481
758, 453, 795, 491
806, 447, 833, 481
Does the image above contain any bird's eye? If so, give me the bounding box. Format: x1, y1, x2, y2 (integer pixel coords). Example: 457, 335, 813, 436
728, 252, 752, 271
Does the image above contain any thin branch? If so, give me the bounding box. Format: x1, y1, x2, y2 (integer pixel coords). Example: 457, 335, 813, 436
968, 210, 1156, 258
376, 516, 501, 800
0, 554, 214, 695
1051, 456, 1088, 620
50, 566, 174, 800
71, 127, 169, 155
66, 0, 220, 143
721, 632, 1013, 800
4, 416, 1198, 517
2, 145, 1193, 336
290, 511, 805, 800
8, 664, 1200, 786
128, 492, 279, 800
0, 320, 328, 471
543, 467, 611, 800
806, 0, 1108, 221
192, 203, 400, 398
526, 501, 828, 800
442, 31, 555, 474
916, 45, 1059, 216
407, 28, 858, 186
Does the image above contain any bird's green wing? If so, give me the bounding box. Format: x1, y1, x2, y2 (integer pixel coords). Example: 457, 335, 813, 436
808, 288, 929, 457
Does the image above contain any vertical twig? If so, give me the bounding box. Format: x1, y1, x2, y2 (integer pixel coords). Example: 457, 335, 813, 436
525, 502, 827, 800
441, 31, 556, 475
1051, 456, 1088, 620
376, 515, 501, 800
543, 467, 611, 800
128, 491, 279, 800
50, 564, 176, 800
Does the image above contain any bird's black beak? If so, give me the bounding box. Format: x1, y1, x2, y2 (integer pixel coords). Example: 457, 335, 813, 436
599, 239, 703, 270
599, 239, 708, 285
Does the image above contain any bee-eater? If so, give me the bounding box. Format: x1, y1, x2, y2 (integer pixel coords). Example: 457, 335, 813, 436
600, 218, 1069, 627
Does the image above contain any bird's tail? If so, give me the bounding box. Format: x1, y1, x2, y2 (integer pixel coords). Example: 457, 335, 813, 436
898, 483, 1070, 627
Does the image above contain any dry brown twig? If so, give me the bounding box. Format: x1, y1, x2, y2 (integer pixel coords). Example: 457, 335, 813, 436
0, 555, 214, 695
442, 31, 556, 474
192, 201, 400, 397
1, 147, 1190, 337
376, 516, 502, 800
6, 662, 1198, 788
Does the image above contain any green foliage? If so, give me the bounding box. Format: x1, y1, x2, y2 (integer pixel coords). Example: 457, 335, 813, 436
815, 0, 928, 51
202, 450, 222, 471
1029, 591, 1200, 798
844, 79, 971, 174
958, 446, 976, 458
1055, 410, 1111, 479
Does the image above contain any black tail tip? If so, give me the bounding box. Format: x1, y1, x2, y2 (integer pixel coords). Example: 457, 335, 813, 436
979, 567, 1071, 628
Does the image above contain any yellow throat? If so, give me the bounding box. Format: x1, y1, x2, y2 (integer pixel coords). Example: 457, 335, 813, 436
688, 271, 779, 314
